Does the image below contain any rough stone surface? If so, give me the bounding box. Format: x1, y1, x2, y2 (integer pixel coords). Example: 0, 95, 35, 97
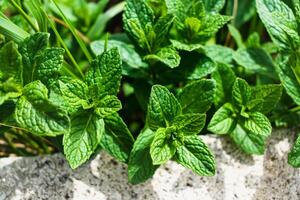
0, 129, 300, 200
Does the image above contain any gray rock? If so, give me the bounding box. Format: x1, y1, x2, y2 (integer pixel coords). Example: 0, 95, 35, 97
0, 129, 300, 200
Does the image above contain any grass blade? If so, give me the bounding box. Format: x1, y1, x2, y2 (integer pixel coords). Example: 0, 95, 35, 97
0, 13, 29, 42
52, 0, 93, 62
24, 0, 48, 32
87, 1, 125, 40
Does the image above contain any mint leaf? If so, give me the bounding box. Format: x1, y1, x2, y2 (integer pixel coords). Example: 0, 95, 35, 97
123, 0, 154, 49
64, 111, 104, 169
171, 40, 203, 52
101, 113, 135, 163
0, 41, 23, 84
57, 79, 90, 114
90, 40, 147, 78
256, 0, 300, 51
228, 24, 245, 49
150, 128, 176, 165
15, 81, 70, 136
233, 48, 275, 75
188, 56, 216, 80
94, 95, 122, 118
208, 103, 236, 135
204, 45, 234, 64
173, 113, 206, 135
232, 78, 251, 107
153, 14, 175, 47
230, 124, 266, 154
177, 80, 216, 114
276, 56, 300, 105
0, 81, 22, 105
212, 63, 236, 106
36, 48, 65, 84
0, 41, 23, 105
203, 0, 225, 13
144, 47, 181, 68
147, 85, 181, 130
201, 14, 231, 39
128, 128, 158, 184
250, 84, 282, 114
19, 33, 49, 84
244, 112, 272, 137
85, 48, 122, 99
175, 135, 215, 176
288, 134, 300, 167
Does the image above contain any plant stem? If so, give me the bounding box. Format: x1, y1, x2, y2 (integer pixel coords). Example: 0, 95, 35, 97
45, 13, 85, 78
0, 122, 28, 132
52, 0, 93, 62
232, 0, 238, 25
290, 106, 300, 113
9, 0, 39, 32
50, 16, 90, 44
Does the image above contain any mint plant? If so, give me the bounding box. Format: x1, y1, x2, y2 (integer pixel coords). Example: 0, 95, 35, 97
2, 0, 300, 185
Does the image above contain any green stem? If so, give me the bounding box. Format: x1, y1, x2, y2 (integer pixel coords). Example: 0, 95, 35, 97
52, 0, 93, 62
9, 0, 39, 32
62, 61, 81, 79
290, 106, 300, 113
45, 13, 84, 78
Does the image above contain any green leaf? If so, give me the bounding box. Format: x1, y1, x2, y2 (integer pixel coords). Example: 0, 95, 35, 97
19, 33, 49, 84
212, 64, 236, 106
147, 85, 181, 130
0, 14, 29, 43
56, 79, 90, 114
170, 39, 203, 52
203, 0, 225, 13
175, 135, 215, 176
123, 0, 154, 47
90, 40, 147, 78
35, 48, 65, 84
150, 128, 176, 165
144, 47, 181, 68
208, 103, 235, 135
256, 0, 300, 51
101, 113, 135, 163
25, 0, 48, 32
15, 81, 70, 136
173, 113, 206, 135
275, 56, 300, 105
232, 78, 251, 107
288, 134, 300, 167
250, 84, 282, 114
154, 14, 175, 47
177, 80, 216, 114
128, 128, 159, 184
233, 48, 276, 75
94, 95, 122, 118
188, 56, 216, 80
244, 112, 272, 137
0, 41, 23, 84
0, 41, 23, 105
165, 0, 186, 22
204, 45, 234, 64
230, 124, 267, 155
228, 24, 245, 49
200, 14, 231, 39
0, 83, 22, 105
85, 48, 122, 99
64, 111, 105, 169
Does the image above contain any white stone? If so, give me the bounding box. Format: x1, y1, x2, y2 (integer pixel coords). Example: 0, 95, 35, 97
0, 129, 300, 200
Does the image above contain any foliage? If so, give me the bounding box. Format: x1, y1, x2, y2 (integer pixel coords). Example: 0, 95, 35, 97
1, 0, 300, 184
